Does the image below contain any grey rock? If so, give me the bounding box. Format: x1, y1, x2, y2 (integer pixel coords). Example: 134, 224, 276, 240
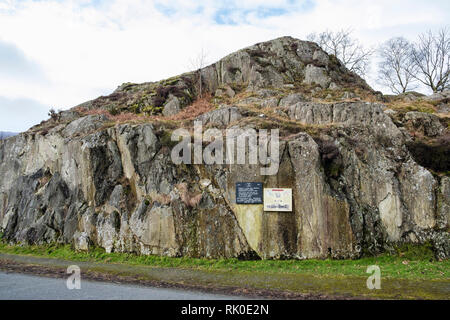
437, 103, 450, 113
59, 110, 81, 122
82, 130, 123, 206
162, 95, 181, 117
404, 112, 444, 137
1, 37, 448, 260
397, 92, 425, 102
303, 65, 331, 88
279, 93, 307, 107
201, 36, 371, 93
288, 102, 400, 139
384, 109, 397, 115
438, 177, 450, 231
215, 85, 235, 98
431, 232, 450, 260
329, 82, 340, 90
255, 89, 278, 98
62, 115, 108, 137
73, 231, 91, 251
109, 185, 124, 209
425, 90, 450, 102
96, 211, 121, 253
260, 97, 279, 108
342, 91, 357, 100
238, 97, 262, 105
196, 106, 242, 127
313, 49, 329, 66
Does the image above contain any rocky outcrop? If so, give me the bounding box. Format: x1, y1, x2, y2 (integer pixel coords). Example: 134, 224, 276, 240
73, 36, 372, 117
404, 112, 444, 137
0, 123, 256, 258
424, 90, 450, 102
202, 36, 370, 93
1, 98, 448, 259
162, 95, 181, 117
0, 37, 448, 260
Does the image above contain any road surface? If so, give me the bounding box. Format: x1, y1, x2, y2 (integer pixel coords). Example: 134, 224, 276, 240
0, 272, 245, 300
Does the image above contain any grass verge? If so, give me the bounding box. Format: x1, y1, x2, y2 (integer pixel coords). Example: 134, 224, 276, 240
0, 242, 448, 282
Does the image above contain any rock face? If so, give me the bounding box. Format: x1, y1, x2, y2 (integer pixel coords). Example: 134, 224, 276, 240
0, 124, 255, 258
202, 36, 370, 93
0, 37, 448, 260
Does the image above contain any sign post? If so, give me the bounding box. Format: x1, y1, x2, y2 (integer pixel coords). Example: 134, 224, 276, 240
263, 188, 292, 212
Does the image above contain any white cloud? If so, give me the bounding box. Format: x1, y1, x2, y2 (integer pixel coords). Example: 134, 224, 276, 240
0, 0, 449, 131
0, 96, 48, 132
0, 39, 46, 81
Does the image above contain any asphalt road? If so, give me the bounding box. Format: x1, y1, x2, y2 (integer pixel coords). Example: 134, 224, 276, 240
0, 272, 245, 300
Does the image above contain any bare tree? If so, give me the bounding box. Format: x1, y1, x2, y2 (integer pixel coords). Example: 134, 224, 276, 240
189, 48, 208, 97
307, 29, 374, 78
377, 37, 417, 94
409, 28, 450, 93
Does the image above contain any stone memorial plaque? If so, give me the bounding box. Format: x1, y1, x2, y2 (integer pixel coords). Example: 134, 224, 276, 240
236, 182, 263, 204
264, 188, 292, 212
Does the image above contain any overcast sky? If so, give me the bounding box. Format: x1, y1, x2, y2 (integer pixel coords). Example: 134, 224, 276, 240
1, 0, 449, 132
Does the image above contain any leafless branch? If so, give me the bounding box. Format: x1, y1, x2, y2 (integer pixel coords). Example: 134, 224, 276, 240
377, 37, 418, 94
408, 27, 450, 93
189, 48, 209, 97
307, 29, 374, 78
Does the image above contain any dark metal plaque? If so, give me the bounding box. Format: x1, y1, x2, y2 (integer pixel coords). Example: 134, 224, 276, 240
236, 182, 263, 204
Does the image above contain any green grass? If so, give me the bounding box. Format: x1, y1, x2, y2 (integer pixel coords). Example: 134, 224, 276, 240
0, 242, 448, 281
386, 99, 438, 115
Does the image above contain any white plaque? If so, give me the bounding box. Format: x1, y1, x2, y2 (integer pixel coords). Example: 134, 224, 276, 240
263, 188, 292, 212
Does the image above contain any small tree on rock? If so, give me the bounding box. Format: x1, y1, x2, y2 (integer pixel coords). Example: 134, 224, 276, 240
409, 27, 450, 93
377, 37, 417, 94
307, 29, 374, 78
189, 48, 208, 98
